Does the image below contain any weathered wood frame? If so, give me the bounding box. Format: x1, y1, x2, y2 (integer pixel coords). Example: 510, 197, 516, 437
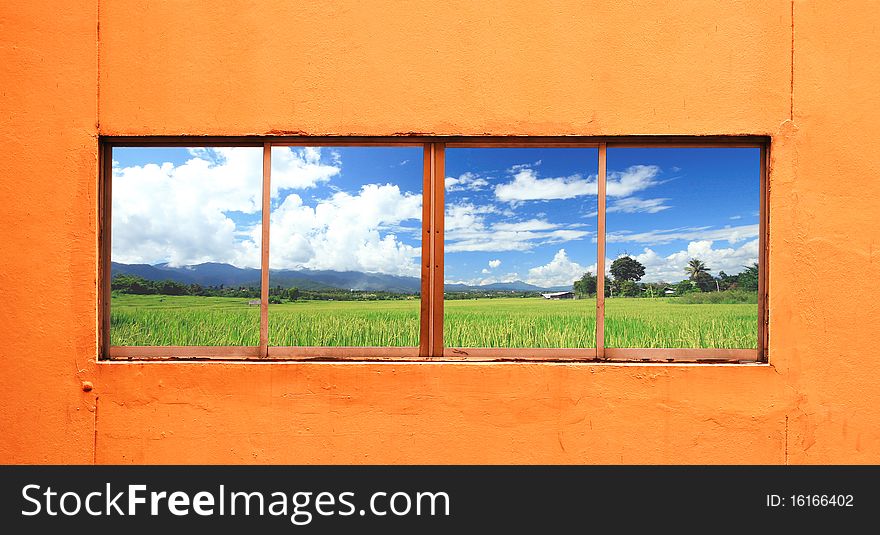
100, 136, 768, 363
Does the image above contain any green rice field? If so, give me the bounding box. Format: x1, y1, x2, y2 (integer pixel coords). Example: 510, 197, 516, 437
110, 294, 757, 349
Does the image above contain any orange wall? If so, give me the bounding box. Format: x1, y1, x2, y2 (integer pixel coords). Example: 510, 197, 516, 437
1, 0, 878, 464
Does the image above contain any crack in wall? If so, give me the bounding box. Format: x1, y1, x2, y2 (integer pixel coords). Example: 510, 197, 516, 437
93, 395, 99, 465
784, 415, 789, 465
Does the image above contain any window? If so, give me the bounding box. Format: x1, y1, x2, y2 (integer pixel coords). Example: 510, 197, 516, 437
100, 137, 767, 362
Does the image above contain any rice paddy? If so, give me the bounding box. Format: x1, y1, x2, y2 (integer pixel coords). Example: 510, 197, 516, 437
110, 294, 757, 349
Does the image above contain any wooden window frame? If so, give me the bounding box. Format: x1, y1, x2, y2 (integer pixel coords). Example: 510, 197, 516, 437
99, 136, 769, 364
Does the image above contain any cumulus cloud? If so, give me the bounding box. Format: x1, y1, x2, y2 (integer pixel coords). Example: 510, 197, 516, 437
269, 184, 422, 276
631, 239, 760, 283
493, 164, 662, 203
488, 259, 501, 269
270, 146, 342, 196
526, 249, 595, 288
112, 147, 265, 267
445, 203, 592, 252
445, 172, 489, 192
606, 224, 759, 245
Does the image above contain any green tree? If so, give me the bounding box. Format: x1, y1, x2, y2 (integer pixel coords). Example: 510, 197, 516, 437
610, 256, 645, 282
693, 271, 716, 292
111, 273, 155, 294
685, 258, 709, 281
737, 263, 759, 291
573, 272, 598, 298
287, 286, 302, 301
717, 271, 738, 291
674, 280, 695, 295
618, 279, 639, 297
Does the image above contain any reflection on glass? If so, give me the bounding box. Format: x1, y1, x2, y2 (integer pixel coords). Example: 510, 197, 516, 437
444, 148, 598, 348
268, 146, 423, 347
110, 147, 263, 346
603, 148, 760, 349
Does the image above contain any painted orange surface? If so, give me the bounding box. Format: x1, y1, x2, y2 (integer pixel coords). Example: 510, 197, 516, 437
1, 0, 878, 464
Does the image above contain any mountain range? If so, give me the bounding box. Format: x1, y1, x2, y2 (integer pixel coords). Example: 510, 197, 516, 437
111, 262, 572, 293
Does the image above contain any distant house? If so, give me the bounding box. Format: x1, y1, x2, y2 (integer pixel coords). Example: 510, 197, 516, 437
663, 287, 676, 295
247, 299, 261, 306
541, 291, 574, 300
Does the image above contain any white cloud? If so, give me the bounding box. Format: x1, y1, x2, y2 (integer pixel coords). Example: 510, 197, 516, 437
445, 172, 489, 192
494, 168, 595, 202
269, 183, 422, 276
112, 147, 264, 267
729, 215, 742, 220
509, 160, 541, 172
479, 259, 501, 275
492, 219, 560, 232
493, 164, 661, 203
270, 147, 342, 196
526, 249, 595, 288
606, 224, 759, 245
631, 239, 759, 283
445, 203, 592, 252
606, 197, 671, 214
605, 165, 662, 197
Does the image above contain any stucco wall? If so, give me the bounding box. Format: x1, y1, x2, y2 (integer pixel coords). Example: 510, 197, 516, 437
1, 0, 878, 463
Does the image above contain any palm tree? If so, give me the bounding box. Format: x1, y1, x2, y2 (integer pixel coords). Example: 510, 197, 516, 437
685, 258, 709, 280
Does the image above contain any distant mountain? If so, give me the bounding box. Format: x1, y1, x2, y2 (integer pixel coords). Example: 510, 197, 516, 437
445, 280, 571, 292
111, 262, 420, 293
111, 262, 572, 293
474, 281, 544, 292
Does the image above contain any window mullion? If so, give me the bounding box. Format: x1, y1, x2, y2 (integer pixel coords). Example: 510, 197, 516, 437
420, 144, 433, 357
596, 143, 607, 360
100, 144, 113, 360
259, 143, 271, 357
758, 145, 769, 362
432, 143, 446, 358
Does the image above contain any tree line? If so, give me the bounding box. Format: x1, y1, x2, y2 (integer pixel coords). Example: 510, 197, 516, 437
110, 274, 416, 302
572, 256, 759, 298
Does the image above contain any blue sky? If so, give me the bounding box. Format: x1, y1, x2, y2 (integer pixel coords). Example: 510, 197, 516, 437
112, 145, 759, 286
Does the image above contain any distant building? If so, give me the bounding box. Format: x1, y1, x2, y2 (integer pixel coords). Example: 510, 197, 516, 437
663, 287, 676, 295
541, 291, 574, 300
248, 299, 261, 306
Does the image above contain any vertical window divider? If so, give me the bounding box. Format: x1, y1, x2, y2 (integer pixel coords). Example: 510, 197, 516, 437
100, 143, 113, 360
259, 143, 272, 357
758, 144, 769, 363
431, 143, 446, 358
596, 143, 607, 360
420, 144, 433, 357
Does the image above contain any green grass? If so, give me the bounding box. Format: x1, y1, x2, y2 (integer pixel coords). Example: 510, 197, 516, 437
605, 297, 757, 348
444, 298, 595, 348
111, 294, 261, 345
110, 294, 758, 349
269, 299, 420, 346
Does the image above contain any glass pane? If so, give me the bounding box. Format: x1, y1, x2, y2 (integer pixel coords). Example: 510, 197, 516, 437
268, 146, 423, 347
604, 147, 760, 349
110, 147, 263, 345
444, 148, 598, 348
